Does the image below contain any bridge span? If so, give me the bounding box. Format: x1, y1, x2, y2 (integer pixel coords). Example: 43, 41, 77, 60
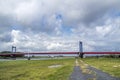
0, 52, 120, 57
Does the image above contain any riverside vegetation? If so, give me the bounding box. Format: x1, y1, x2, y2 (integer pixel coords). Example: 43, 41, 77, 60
0, 57, 120, 80
0, 58, 75, 80
82, 57, 120, 78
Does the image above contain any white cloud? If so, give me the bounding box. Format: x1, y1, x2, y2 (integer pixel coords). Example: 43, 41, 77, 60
96, 26, 112, 37
14, 0, 41, 23
0, 0, 120, 52
46, 42, 62, 50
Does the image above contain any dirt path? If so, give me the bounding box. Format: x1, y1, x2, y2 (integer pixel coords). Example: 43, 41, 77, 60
69, 59, 120, 80
69, 59, 84, 80
88, 66, 120, 80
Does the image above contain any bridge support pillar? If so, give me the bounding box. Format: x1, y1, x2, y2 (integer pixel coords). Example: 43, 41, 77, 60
79, 41, 84, 58
79, 52, 84, 58
11, 46, 16, 59
12, 46, 16, 53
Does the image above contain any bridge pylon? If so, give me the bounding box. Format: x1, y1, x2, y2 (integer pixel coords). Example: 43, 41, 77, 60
12, 46, 16, 53
79, 41, 84, 58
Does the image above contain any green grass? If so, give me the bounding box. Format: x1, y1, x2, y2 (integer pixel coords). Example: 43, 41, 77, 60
0, 58, 75, 80
82, 58, 120, 77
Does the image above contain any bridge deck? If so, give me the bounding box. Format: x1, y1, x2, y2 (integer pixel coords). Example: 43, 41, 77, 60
0, 52, 120, 57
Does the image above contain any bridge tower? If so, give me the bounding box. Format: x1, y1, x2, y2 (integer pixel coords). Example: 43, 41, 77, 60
12, 46, 16, 53
79, 41, 84, 58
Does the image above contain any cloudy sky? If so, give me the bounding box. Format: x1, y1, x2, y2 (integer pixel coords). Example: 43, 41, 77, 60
0, 0, 120, 52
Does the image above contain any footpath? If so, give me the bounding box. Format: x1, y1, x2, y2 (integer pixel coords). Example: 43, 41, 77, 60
69, 59, 120, 80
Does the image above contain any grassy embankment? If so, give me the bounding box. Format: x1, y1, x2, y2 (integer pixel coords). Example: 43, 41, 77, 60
82, 58, 120, 78
0, 58, 75, 80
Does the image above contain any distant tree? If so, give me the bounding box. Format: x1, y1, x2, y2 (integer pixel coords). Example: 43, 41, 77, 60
0, 51, 12, 53
105, 54, 120, 58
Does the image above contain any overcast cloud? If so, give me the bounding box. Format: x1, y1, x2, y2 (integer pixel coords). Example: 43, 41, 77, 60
0, 0, 120, 52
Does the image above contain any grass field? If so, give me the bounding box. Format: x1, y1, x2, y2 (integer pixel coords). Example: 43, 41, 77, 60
82, 58, 120, 78
0, 58, 75, 80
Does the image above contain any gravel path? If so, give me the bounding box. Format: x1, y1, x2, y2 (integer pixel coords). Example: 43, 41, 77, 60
69, 66, 84, 80
69, 59, 120, 80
